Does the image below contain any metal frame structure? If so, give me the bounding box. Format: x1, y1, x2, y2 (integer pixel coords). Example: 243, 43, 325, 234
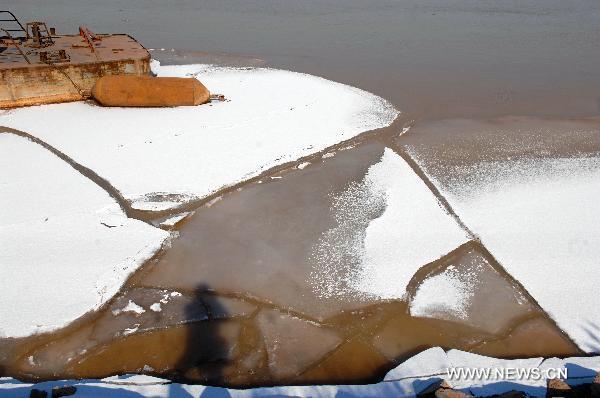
0, 11, 26, 39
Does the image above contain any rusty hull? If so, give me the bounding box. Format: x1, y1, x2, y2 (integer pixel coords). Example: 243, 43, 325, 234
0, 34, 151, 108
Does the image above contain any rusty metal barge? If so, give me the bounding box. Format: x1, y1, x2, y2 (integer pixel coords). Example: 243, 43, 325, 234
0, 11, 151, 108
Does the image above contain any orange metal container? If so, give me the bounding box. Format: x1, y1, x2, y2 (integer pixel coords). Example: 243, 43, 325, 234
91, 75, 210, 107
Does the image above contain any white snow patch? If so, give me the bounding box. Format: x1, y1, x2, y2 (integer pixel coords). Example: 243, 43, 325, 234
123, 324, 140, 335
102, 373, 168, 385
297, 161, 311, 170
149, 303, 162, 312
159, 212, 190, 228
398, 126, 412, 137
410, 264, 476, 320
0, 134, 169, 338
1, 63, 398, 211
112, 300, 146, 316
132, 201, 187, 212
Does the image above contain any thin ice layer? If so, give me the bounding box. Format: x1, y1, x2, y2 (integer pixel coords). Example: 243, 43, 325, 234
0, 63, 398, 211
0, 134, 169, 338
409, 247, 534, 334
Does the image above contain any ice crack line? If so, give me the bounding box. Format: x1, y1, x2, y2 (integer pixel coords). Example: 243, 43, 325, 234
0, 126, 136, 221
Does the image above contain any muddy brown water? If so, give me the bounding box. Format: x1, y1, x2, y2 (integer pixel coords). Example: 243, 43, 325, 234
0, 140, 580, 387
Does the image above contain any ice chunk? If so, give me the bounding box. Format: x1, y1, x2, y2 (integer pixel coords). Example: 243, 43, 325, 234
256, 309, 342, 378
158, 212, 191, 228
0, 134, 168, 338
409, 246, 535, 334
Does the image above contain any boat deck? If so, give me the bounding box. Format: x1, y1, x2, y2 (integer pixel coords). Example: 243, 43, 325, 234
0, 33, 149, 69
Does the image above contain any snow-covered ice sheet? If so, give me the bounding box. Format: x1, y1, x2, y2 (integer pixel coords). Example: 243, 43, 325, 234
348, 149, 470, 299
408, 154, 600, 352
0, 134, 169, 338
0, 63, 398, 211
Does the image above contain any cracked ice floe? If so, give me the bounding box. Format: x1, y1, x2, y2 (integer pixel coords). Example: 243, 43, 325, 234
0, 62, 398, 211
408, 247, 534, 334
446, 157, 600, 353
310, 148, 470, 299
428, 157, 600, 352
407, 140, 600, 352
0, 134, 169, 338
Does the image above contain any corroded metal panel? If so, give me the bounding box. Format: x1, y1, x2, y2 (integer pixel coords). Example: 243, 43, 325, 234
1, 33, 151, 108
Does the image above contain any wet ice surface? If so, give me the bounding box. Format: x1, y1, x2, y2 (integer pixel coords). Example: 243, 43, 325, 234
400, 117, 600, 353
0, 134, 169, 338
1, 141, 579, 386
134, 143, 468, 318
135, 142, 389, 319
0, 63, 398, 211
256, 309, 341, 379
408, 246, 534, 335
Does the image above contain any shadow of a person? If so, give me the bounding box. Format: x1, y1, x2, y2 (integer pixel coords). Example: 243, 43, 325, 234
173, 284, 231, 389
